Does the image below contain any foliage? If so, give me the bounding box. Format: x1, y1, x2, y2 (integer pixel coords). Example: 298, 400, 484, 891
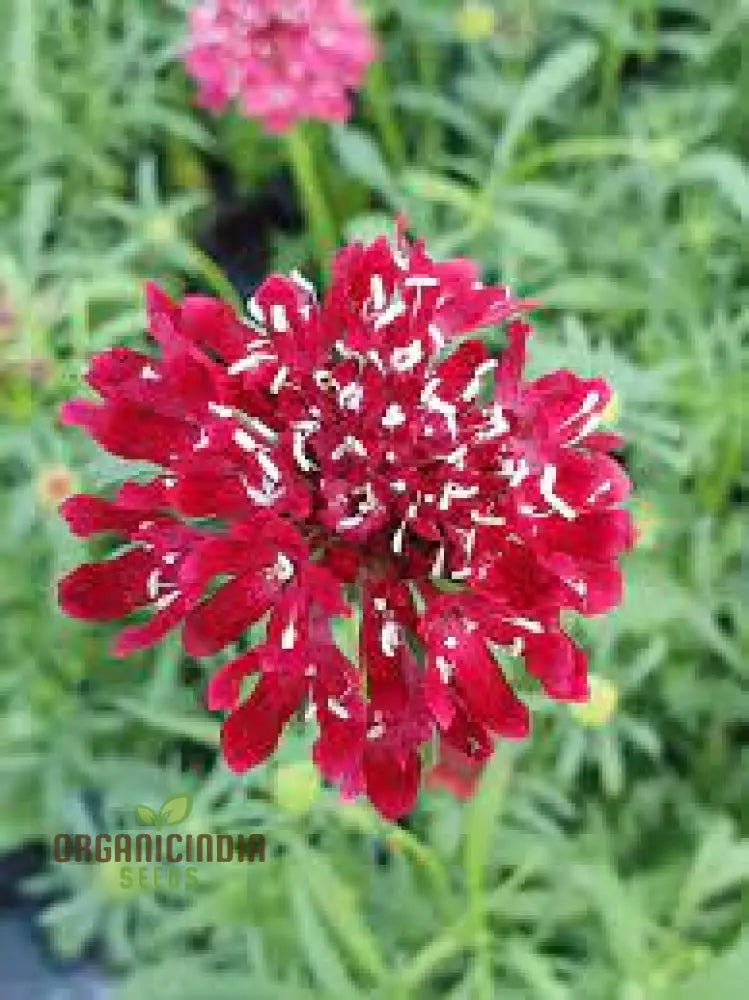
0, 0, 747, 996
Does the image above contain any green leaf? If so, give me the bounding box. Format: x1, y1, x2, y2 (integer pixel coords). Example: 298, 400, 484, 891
678, 150, 749, 221
134, 804, 157, 827
330, 124, 401, 207
495, 39, 598, 167
294, 846, 387, 982
158, 794, 193, 826
671, 934, 749, 1000
401, 168, 478, 214
290, 878, 364, 997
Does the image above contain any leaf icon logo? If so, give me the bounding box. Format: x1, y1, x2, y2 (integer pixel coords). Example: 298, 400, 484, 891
158, 794, 193, 826
134, 795, 192, 828
135, 805, 157, 827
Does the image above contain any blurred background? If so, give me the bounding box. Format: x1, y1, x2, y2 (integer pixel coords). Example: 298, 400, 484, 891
0, 0, 747, 997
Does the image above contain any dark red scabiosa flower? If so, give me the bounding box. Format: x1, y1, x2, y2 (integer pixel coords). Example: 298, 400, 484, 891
58, 226, 633, 820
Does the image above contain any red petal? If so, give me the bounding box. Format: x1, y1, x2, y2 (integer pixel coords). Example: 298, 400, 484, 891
113, 596, 186, 656
58, 548, 153, 620
183, 576, 272, 656
222, 673, 305, 773
206, 650, 261, 711
364, 745, 420, 821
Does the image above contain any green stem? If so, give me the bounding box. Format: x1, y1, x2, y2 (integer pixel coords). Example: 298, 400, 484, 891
187, 244, 243, 313
365, 60, 406, 168
415, 41, 441, 165
285, 125, 337, 275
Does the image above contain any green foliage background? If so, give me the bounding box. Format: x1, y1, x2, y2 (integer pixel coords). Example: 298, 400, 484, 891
0, 0, 747, 996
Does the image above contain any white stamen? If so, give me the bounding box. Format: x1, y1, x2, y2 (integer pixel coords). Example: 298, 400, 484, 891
392, 522, 406, 555
477, 403, 510, 441
444, 635, 458, 649
587, 480, 612, 504
391, 340, 423, 372
141, 364, 159, 381
431, 545, 446, 577
331, 436, 368, 461
270, 304, 289, 332
281, 620, 296, 650
443, 445, 468, 470
193, 427, 210, 451
248, 297, 265, 325
233, 428, 258, 453
290, 269, 317, 298
374, 299, 406, 330
507, 617, 544, 633
451, 567, 471, 580
367, 722, 385, 740
327, 697, 349, 720
338, 382, 364, 411
439, 482, 479, 511
539, 464, 577, 520
208, 402, 233, 418
373, 597, 387, 612
274, 553, 294, 581
155, 590, 180, 611
390, 480, 407, 493
567, 411, 602, 445
462, 360, 497, 402
382, 403, 406, 429
404, 274, 439, 288
471, 510, 506, 526
505, 457, 529, 488
560, 390, 600, 427
163, 552, 178, 565
421, 378, 457, 438
428, 323, 445, 350
381, 620, 400, 657
293, 426, 316, 472
270, 366, 288, 394
366, 349, 385, 373
227, 352, 276, 375
247, 417, 276, 441
146, 569, 161, 601
257, 451, 281, 483
338, 513, 365, 530
370, 274, 386, 311
436, 655, 454, 683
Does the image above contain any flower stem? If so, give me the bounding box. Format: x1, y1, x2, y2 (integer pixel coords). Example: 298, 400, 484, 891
285, 125, 337, 275
365, 61, 406, 168
415, 41, 441, 165
187, 244, 243, 313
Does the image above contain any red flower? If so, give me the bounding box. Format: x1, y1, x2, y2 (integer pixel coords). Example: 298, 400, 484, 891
183, 0, 376, 132
59, 226, 633, 819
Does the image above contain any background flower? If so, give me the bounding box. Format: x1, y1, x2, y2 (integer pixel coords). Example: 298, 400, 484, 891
184, 0, 376, 132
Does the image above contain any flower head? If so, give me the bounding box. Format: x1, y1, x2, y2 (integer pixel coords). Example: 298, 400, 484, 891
184, 0, 376, 132
59, 226, 633, 819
